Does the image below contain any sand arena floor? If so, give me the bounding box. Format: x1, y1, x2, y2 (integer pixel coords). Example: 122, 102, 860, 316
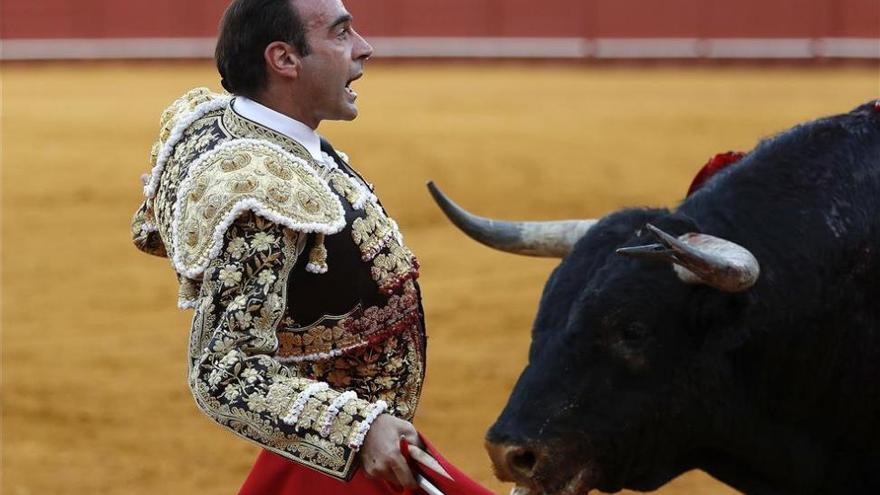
2, 62, 877, 494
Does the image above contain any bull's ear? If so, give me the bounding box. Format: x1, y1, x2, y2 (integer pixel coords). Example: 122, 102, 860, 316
617, 224, 760, 293
685, 290, 751, 351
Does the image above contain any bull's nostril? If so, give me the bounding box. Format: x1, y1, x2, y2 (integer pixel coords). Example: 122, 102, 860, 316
510, 450, 536, 473
507, 447, 538, 478
486, 440, 542, 482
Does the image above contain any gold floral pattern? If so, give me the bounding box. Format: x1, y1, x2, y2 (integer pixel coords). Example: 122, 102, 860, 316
149, 105, 229, 268
131, 202, 166, 258
277, 279, 422, 361
346, 201, 420, 293
351, 202, 394, 261
221, 105, 313, 161
371, 243, 421, 296
173, 140, 344, 276
135, 90, 427, 480
157, 87, 218, 145
287, 324, 425, 421
189, 213, 378, 479
329, 170, 370, 208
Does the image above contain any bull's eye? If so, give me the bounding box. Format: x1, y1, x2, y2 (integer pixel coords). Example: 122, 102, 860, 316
622, 323, 649, 344
611, 322, 651, 369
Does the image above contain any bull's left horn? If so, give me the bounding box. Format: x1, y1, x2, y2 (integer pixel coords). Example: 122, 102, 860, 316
427, 181, 597, 258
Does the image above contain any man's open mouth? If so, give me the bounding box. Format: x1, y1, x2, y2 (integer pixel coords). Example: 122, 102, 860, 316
345, 73, 363, 98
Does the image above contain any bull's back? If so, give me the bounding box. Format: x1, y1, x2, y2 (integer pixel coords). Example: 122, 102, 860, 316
683, 102, 880, 466
682, 101, 880, 293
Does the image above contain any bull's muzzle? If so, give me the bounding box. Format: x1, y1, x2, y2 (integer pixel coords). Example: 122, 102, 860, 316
485, 439, 544, 485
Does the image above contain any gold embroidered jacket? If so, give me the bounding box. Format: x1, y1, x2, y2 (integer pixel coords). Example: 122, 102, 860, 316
131, 88, 426, 480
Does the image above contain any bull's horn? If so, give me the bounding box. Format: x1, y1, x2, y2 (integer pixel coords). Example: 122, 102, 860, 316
427, 181, 597, 258
617, 224, 760, 292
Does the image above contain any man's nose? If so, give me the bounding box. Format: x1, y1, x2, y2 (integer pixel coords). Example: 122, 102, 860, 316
485, 439, 547, 485
354, 31, 373, 60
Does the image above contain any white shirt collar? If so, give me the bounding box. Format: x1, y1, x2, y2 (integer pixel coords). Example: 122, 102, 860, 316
232, 96, 322, 160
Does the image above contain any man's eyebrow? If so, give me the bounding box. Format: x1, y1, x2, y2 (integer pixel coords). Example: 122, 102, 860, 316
329, 14, 353, 31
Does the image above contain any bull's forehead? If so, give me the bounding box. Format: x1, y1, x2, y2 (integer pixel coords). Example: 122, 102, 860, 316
532, 208, 670, 329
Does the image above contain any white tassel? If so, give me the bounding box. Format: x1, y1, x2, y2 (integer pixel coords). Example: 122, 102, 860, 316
282, 382, 329, 427
348, 400, 388, 450
305, 233, 329, 274
320, 391, 358, 437
177, 298, 198, 310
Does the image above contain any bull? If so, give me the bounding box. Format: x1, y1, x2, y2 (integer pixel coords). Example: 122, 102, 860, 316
428, 101, 880, 494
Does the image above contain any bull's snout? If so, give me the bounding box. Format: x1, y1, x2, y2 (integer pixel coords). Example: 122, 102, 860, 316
485, 440, 545, 484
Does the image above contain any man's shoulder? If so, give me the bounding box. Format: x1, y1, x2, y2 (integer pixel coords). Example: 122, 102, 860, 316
144, 89, 350, 279
157, 88, 229, 144
171, 138, 346, 278
145, 88, 231, 196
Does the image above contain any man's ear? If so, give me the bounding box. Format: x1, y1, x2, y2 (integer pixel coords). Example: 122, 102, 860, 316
264, 41, 300, 80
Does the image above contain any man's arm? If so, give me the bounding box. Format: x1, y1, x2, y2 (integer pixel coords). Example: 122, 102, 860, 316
189, 211, 417, 485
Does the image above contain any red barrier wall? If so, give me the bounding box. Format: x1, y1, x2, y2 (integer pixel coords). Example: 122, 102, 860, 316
2, 0, 878, 39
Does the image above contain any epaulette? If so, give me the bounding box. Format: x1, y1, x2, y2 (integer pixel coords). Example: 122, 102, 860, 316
170, 139, 345, 279
133, 88, 230, 261
145, 87, 230, 199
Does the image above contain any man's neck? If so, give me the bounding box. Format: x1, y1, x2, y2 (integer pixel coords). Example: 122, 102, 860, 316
250, 92, 318, 130
234, 95, 322, 160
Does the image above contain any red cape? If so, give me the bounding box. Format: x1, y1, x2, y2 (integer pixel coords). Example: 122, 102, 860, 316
239, 434, 495, 495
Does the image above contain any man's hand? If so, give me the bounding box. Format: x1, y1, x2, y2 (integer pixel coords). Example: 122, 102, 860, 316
359, 414, 422, 489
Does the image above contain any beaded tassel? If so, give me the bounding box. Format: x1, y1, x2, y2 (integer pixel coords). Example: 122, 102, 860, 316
306, 233, 329, 274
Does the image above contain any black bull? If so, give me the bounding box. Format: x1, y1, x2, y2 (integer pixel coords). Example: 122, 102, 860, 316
429, 101, 880, 494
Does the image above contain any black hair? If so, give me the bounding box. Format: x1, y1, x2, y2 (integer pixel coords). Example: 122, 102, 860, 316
215, 0, 310, 96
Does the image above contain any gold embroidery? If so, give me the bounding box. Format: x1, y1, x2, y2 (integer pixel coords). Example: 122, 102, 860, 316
329, 170, 368, 207
285, 320, 425, 422
351, 202, 395, 261
173, 141, 344, 274
140, 91, 427, 480
157, 87, 222, 151
221, 104, 312, 160
220, 152, 251, 172
306, 233, 329, 274
150, 106, 228, 267
131, 202, 167, 258
371, 242, 420, 296
297, 399, 323, 431
334, 176, 420, 294
187, 214, 376, 480
177, 276, 201, 306
277, 280, 421, 361
265, 156, 295, 180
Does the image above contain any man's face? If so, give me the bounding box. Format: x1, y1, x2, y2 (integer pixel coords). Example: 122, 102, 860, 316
294, 0, 372, 126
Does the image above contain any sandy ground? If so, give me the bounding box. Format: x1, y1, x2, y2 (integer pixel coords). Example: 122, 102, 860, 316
2, 62, 877, 495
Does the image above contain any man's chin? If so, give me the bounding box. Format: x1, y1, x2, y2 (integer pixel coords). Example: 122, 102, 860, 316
326, 106, 358, 123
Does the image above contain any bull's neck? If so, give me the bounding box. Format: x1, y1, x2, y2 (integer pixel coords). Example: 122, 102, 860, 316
695, 399, 827, 494
693, 324, 878, 494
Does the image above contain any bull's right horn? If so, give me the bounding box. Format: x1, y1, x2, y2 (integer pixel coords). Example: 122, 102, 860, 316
616, 224, 760, 292
427, 181, 597, 258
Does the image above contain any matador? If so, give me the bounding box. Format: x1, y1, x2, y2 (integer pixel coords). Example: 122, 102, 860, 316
131, 0, 430, 491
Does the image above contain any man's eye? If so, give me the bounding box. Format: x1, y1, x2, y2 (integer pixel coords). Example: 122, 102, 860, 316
337, 27, 351, 39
